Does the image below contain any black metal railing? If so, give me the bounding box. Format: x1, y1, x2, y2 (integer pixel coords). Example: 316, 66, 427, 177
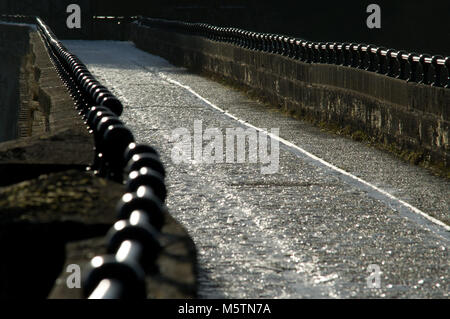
1, 15, 167, 299
136, 17, 450, 89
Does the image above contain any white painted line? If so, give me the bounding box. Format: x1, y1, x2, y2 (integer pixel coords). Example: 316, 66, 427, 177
158, 72, 450, 239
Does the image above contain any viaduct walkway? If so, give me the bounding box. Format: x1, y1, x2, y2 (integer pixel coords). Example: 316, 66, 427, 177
64, 40, 449, 298
0, 15, 448, 299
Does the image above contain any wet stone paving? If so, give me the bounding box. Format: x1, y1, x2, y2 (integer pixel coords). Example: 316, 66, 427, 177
64, 40, 449, 298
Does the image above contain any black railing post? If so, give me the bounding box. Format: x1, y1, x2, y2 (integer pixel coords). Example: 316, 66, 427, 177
333, 43, 342, 65
300, 41, 308, 62
419, 54, 432, 85
349, 44, 358, 67
431, 55, 444, 87
277, 36, 284, 55
342, 43, 350, 66
386, 49, 397, 77
306, 42, 313, 63
313, 43, 320, 63
291, 38, 297, 58
294, 40, 301, 59
326, 42, 334, 64
377, 47, 387, 74
263, 34, 269, 52
366, 45, 377, 71
407, 53, 419, 83
357, 44, 366, 69
397, 51, 408, 80
317, 43, 324, 63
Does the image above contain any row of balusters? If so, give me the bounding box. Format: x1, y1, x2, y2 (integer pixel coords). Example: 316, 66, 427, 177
138, 17, 450, 88
36, 16, 166, 299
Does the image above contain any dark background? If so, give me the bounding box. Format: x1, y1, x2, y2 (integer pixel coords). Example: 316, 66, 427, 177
1, 0, 449, 55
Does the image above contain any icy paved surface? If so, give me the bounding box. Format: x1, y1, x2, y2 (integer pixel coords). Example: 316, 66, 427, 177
64, 40, 449, 298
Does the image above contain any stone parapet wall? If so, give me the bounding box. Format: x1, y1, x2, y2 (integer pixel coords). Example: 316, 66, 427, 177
129, 24, 449, 169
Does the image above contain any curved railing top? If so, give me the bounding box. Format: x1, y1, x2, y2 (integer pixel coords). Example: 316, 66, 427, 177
136, 17, 450, 89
